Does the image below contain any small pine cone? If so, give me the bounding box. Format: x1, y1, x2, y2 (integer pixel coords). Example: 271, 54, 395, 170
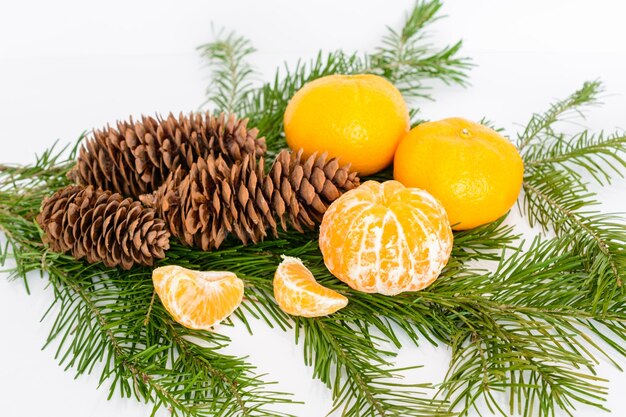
149, 155, 276, 250
265, 149, 360, 232
36, 185, 170, 270
67, 112, 266, 198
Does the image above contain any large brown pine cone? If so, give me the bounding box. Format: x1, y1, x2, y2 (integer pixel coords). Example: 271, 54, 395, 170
37, 185, 170, 269
146, 154, 275, 250
144, 149, 359, 250
67, 112, 266, 198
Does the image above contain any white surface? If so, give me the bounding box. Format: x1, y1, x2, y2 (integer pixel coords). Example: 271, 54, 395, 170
1, 1, 626, 416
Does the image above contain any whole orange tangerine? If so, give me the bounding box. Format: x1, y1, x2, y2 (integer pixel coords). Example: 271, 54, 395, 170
284, 74, 409, 176
394, 118, 524, 230
319, 180, 453, 295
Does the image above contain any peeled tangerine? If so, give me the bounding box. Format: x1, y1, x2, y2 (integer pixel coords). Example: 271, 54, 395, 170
152, 265, 244, 330
319, 180, 453, 296
273, 256, 348, 317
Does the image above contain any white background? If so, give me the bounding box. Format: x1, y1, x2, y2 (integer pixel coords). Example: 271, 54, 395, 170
1, 1, 626, 416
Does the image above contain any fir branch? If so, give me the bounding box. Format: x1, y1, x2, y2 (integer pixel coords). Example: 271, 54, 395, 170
164, 321, 296, 417
198, 29, 257, 114
298, 317, 453, 417
524, 130, 626, 185
521, 168, 625, 313
443, 324, 609, 417
517, 82, 626, 314
517, 80, 603, 151
433, 238, 619, 417
369, 0, 472, 100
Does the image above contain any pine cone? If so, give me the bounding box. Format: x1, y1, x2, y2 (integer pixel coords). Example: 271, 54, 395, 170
147, 154, 276, 250
67, 112, 266, 199
37, 185, 170, 270
266, 149, 360, 232
145, 149, 359, 250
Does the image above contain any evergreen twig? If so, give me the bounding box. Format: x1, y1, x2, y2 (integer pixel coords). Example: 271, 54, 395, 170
369, 0, 472, 99
297, 317, 453, 417
518, 81, 626, 315
517, 81, 603, 151
198, 28, 257, 113
432, 238, 623, 416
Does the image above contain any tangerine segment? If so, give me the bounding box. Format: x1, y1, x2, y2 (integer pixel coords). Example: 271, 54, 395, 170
273, 256, 348, 317
319, 180, 453, 295
152, 265, 244, 330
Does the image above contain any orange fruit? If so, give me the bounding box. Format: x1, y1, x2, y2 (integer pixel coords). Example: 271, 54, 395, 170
319, 180, 453, 296
152, 265, 244, 330
394, 118, 524, 230
273, 256, 348, 317
284, 74, 409, 176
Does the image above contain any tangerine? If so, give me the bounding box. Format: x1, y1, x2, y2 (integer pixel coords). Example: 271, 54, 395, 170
394, 118, 524, 230
319, 180, 453, 295
284, 74, 409, 176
